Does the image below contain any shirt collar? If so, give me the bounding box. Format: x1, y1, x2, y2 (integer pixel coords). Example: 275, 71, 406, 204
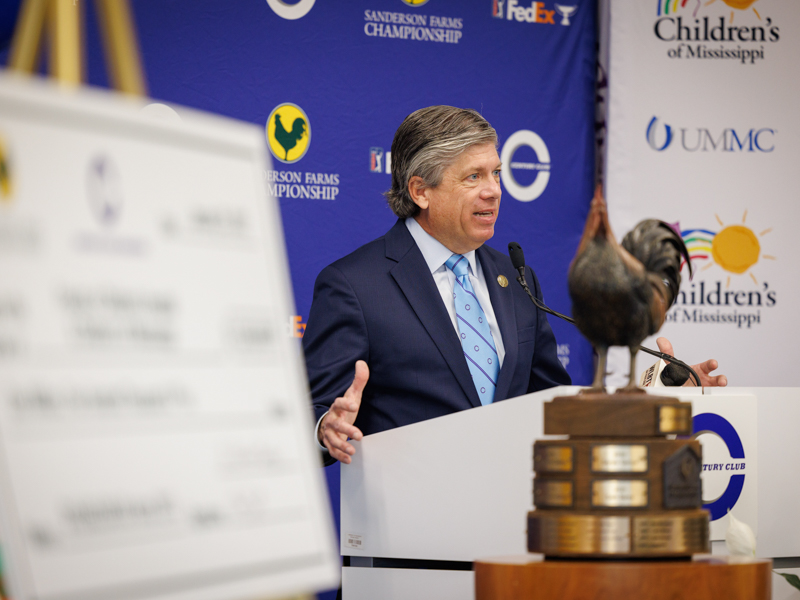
405, 217, 478, 275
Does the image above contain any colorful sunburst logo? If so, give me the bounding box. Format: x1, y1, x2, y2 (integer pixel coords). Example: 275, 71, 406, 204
658, 0, 763, 22
680, 211, 775, 287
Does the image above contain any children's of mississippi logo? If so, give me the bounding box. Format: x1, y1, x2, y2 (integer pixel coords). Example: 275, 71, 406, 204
654, 0, 779, 64
666, 211, 777, 328
266, 103, 310, 164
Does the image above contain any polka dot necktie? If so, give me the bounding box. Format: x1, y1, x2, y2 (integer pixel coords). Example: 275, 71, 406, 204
445, 254, 499, 405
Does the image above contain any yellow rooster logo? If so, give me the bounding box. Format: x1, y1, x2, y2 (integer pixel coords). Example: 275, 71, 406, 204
266, 103, 311, 164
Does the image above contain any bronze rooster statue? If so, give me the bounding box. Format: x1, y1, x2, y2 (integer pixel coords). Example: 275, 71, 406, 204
568, 187, 691, 393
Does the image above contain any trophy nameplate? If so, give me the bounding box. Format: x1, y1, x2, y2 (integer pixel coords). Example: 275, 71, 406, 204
534, 480, 574, 508
591, 480, 649, 508
534, 445, 574, 473
658, 404, 692, 434
591, 444, 648, 473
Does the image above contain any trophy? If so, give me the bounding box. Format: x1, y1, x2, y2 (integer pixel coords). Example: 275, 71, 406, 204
527, 188, 709, 557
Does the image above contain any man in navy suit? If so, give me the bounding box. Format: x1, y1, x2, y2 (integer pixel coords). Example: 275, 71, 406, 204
303, 105, 570, 465
304, 106, 726, 465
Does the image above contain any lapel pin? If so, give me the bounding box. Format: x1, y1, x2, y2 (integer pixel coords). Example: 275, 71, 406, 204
497, 275, 509, 288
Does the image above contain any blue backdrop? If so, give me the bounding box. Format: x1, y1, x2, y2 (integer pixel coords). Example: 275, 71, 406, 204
1, 1, 597, 597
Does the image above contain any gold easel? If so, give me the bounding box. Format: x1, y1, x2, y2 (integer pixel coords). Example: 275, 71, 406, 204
7, 0, 147, 95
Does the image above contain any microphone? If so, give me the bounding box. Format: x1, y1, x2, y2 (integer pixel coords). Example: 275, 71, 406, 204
508, 241, 526, 280
639, 359, 691, 387
506, 241, 700, 387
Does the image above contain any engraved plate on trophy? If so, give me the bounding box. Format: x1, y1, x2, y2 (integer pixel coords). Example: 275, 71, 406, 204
539, 515, 595, 553
591, 480, 648, 508
658, 404, 691, 434
598, 516, 632, 553
534, 480, 574, 508
591, 444, 648, 473
631, 514, 708, 553
534, 445, 574, 473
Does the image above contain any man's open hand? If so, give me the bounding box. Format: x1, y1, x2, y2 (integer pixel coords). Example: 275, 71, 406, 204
318, 360, 369, 464
656, 337, 728, 387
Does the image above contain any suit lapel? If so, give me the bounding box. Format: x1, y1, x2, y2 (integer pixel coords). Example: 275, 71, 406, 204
478, 246, 518, 402
386, 221, 482, 408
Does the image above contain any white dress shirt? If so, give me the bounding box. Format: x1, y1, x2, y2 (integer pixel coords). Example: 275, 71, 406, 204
405, 217, 506, 364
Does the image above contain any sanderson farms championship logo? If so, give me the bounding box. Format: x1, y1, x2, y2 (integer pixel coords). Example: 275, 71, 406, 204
667, 211, 777, 328
266, 103, 310, 164
264, 102, 340, 201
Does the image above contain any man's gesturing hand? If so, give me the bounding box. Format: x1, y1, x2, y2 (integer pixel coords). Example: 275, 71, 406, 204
318, 360, 369, 464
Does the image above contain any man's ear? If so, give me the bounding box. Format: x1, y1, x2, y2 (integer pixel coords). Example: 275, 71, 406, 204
408, 176, 430, 210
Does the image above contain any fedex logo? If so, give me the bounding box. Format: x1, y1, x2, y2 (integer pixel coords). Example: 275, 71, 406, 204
500, 0, 555, 24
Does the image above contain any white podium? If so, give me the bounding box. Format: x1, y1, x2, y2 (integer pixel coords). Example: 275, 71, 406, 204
340, 386, 800, 600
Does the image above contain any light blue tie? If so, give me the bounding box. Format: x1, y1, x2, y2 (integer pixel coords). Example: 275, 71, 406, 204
445, 254, 499, 405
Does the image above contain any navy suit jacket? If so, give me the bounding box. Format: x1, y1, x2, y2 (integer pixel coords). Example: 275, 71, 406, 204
303, 219, 570, 445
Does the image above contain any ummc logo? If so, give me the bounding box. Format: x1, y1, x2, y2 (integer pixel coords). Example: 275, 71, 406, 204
265, 0, 315, 20
693, 413, 746, 521
646, 116, 673, 151
499, 130, 550, 202
646, 116, 775, 152
266, 103, 310, 164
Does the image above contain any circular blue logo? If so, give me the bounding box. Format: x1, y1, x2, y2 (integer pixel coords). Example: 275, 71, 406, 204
693, 412, 745, 521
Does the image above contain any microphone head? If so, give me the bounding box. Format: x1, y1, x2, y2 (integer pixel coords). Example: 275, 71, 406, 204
660, 362, 690, 387
508, 242, 526, 272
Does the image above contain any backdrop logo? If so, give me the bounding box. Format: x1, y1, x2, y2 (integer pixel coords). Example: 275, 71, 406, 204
654, 0, 779, 63
499, 130, 550, 202
646, 116, 673, 150
693, 413, 746, 521
364, 10, 464, 43
401, 0, 429, 5
266, 0, 315, 20
657, 0, 763, 21
496, 0, 572, 25
266, 103, 310, 164
645, 116, 774, 153
369, 147, 384, 173
492, 0, 506, 18
666, 212, 776, 328
87, 155, 124, 226
0, 134, 12, 202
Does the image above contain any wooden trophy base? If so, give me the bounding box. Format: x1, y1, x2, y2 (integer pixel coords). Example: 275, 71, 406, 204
474, 555, 772, 600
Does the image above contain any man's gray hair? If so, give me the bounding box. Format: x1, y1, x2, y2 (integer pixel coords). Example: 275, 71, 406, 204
384, 106, 498, 218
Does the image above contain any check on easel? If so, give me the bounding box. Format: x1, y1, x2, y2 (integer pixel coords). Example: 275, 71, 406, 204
0, 74, 338, 600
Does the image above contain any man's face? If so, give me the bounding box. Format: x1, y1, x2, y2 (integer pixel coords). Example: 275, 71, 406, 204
412, 143, 502, 254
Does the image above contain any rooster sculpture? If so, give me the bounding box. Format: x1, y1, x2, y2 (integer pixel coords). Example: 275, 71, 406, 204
568, 187, 691, 392
273, 114, 307, 161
